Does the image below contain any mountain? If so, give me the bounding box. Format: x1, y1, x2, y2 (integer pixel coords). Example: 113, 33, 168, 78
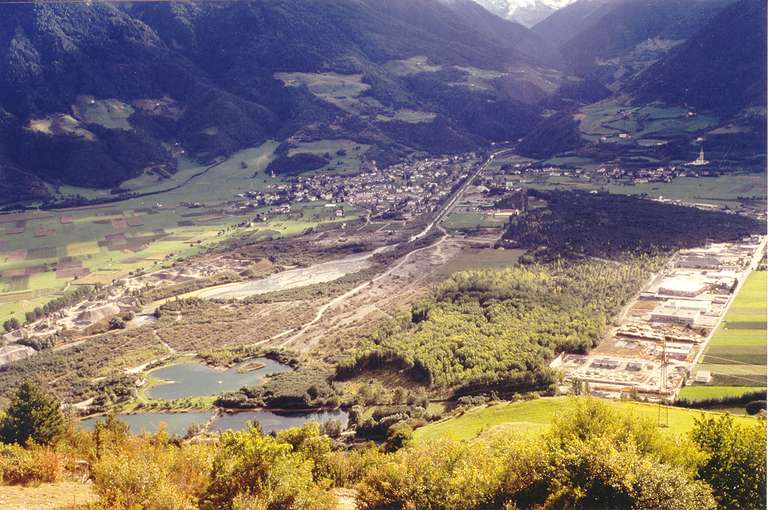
627, 0, 766, 115
468, 0, 577, 27
0, 0, 566, 198
533, 0, 733, 86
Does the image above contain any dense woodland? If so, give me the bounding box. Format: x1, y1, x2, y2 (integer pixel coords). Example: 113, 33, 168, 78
502, 190, 764, 261
338, 257, 661, 394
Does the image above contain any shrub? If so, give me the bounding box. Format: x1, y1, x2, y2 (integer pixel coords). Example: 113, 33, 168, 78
745, 400, 767, 415
0, 444, 64, 486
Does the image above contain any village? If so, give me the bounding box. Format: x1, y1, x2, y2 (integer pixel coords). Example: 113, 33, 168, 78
552, 234, 767, 403
226, 154, 479, 223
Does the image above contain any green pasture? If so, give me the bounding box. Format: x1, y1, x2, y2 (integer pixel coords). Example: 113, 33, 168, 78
274, 72, 377, 114
696, 271, 767, 387
73, 97, 134, 130
499, 172, 766, 209
287, 139, 371, 175
579, 101, 720, 143
413, 397, 759, 443
375, 109, 436, 123
383, 56, 442, 77
443, 211, 507, 231
678, 385, 765, 401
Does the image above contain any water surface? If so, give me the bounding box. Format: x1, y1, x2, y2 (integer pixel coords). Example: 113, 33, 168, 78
81, 411, 212, 436
147, 358, 290, 400
211, 409, 349, 434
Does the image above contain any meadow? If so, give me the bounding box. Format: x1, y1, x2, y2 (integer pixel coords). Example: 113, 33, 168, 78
695, 271, 767, 388
413, 396, 759, 443
497, 172, 766, 210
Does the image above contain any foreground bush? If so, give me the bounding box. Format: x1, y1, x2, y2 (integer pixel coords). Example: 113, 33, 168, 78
200, 423, 335, 510
357, 399, 718, 510
0, 443, 65, 485
92, 429, 214, 510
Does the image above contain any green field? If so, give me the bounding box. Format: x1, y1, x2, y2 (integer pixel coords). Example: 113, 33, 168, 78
287, 139, 371, 175
375, 109, 436, 124
413, 397, 759, 443
0, 141, 364, 325
274, 72, 378, 114
579, 100, 720, 143
497, 173, 766, 210
442, 211, 507, 231
696, 271, 767, 387
678, 385, 765, 401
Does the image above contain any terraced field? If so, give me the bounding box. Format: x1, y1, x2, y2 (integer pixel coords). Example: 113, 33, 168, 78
413, 397, 759, 443
696, 271, 767, 387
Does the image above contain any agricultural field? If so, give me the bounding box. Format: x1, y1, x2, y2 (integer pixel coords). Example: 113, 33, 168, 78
498, 172, 767, 209
375, 109, 436, 123
0, 141, 363, 325
383, 55, 442, 76
695, 271, 767, 387
274, 72, 378, 114
678, 385, 765, 401
413, 396, 760, 443
287, 139, 371, 175
442, 211, 508, 231
577, 100, 720, 144
433, 246, 524, 278
72, 96, 134, 130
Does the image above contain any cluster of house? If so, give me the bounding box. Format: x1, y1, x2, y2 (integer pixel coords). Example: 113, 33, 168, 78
230, 155, 477, 221
551, 235, 765, 401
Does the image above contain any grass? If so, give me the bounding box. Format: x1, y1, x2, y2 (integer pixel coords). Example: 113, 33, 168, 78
499, 173, 766, 209
413, 396, 760, 443
0, 481, 97, 509
697, 271, 767, 387
375, 109, 436, 124
287, 140, 371, 175
274, 72, 375, 114
435, 247, 524, 277
678, 385, 765, 401
443, 211, 507, 231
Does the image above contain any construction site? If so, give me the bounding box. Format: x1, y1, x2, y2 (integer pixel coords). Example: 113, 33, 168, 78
552, 235, 767, 402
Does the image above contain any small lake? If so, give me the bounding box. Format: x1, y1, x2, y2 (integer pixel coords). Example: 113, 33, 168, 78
81, 411, 213, 436
80, 409, 348, 436
211, 409, 349, 434
146, 358, 291, 400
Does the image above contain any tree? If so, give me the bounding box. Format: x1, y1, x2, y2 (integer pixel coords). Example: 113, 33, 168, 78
384, 422, 413, 452
3, 317, 20, 333
691, 414, 767, 510
0, 379, 65, 446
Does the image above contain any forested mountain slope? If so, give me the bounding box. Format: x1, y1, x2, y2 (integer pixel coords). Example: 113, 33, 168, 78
0, 0, 561, 196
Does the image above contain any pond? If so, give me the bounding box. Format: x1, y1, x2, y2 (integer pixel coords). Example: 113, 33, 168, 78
146, 358, 291, 400
211, 409, 349, 434
80, 409, 349, 436
81, 411, 213, 436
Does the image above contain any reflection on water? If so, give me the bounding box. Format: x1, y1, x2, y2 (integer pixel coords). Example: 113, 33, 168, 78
80, 409, 348, 436
146, 358, 290, 400
211, 409, 349, 434
80, 411, 212, 436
